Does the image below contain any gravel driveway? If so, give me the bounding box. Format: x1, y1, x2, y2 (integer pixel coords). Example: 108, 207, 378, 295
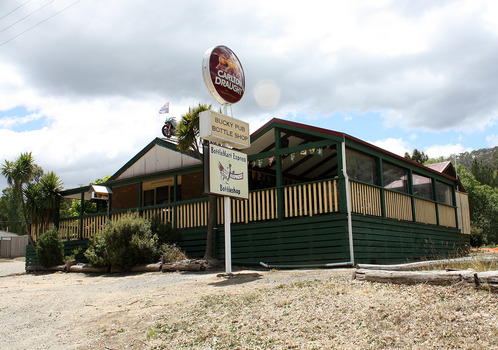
0, 260, 350, 349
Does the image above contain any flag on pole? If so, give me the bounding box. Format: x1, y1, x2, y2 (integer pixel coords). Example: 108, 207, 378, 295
159, 102, 169, 114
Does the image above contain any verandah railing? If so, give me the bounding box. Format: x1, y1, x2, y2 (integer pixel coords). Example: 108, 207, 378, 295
349, 180, 458, 228
49, 178, 340, 241
37, 177, 460, 242
217, 179, 339, 224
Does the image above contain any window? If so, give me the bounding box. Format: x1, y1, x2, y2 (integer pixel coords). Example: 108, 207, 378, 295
413, 173, 433, 200
436, 181, 453, 205
383, 161, 409, 193
156, 186, 170, 204
143, 190, 154, 206
346, 149, 377, 185
142, 177, 180, 206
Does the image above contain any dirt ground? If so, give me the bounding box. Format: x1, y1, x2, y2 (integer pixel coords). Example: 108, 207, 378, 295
1, 259, 497, 349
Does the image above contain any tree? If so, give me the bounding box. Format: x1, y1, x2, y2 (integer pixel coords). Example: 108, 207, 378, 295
0, 187, 24, 234
404, 149, 429, 164
471, 159, 498, 188
24, 171, 64, 240
176, 103, 218, 262
458, 166, 498, 246
1, 152, 37, 247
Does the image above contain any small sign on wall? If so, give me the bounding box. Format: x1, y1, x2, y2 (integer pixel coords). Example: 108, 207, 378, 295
204, 143, 248, 200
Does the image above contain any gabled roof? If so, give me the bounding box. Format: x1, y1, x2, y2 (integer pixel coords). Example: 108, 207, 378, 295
109, 138, 201, 182
425, 161, 465, 191
425, 161, 455, 177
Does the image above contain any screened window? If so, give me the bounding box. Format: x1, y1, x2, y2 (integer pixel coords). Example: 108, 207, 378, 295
413, 173, 433, 200
156, 186, 170, 204
143, 190, 154, 206
383, 161, 409, 193
436, 181, 453, 205
142, 176, 180, 206
346, 149, 377, 185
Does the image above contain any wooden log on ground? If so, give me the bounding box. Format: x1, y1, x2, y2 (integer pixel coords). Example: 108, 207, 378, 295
26, 265, 65, 272
476, 271, 498, 291
162, 260, 203, 272
69, 264, 108, 273
356, 256, 498, 271
353, 269, 477, 286
130, 263, 162, 272
65, 259, 77, 271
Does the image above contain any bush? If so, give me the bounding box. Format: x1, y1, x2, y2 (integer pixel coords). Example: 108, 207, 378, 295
36, 228, 64, 267
149, 215, 181, 245
161, 243, 187, 263
84, 214, 162, 271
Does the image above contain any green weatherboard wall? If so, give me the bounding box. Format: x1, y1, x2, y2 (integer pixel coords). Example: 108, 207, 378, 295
25, 215, 466, 268
352, 214, 468, 264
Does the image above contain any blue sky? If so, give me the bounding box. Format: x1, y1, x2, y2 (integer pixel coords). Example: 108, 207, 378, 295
1, 0, 497, 191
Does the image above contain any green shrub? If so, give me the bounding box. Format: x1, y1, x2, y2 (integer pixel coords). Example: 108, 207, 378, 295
36, 228, 64, 267
84, 214, 162, 271
84, 231, 108, 268
161, 243, 187, 263
149, 215, 181, 245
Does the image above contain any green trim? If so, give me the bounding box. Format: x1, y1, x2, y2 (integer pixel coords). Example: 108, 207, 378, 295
274, 128, 284, 219
138, 181, 143, 214
79, 192, 84, 240
60, 185, 91, 197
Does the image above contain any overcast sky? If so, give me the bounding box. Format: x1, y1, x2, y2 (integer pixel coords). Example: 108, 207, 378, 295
1, 0, 497, 191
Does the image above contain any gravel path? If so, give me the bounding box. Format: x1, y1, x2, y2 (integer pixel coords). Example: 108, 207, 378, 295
0, 260, 349, 349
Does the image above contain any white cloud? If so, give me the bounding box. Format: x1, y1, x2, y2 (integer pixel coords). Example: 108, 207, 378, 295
370, 138, 410, 157
1, 0, 498, 191
487, 134, 498, 147
425, 144, 472, 158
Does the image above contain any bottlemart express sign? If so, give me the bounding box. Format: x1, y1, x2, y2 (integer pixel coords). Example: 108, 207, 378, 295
205, 143, 248, 200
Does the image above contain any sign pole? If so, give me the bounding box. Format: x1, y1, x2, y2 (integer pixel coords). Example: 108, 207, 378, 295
222, 104, 232, 275
224, 196, 232, 274
202, 45, 247, 277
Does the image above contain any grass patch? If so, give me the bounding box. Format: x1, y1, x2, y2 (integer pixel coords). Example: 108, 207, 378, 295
416, 252, 498, 272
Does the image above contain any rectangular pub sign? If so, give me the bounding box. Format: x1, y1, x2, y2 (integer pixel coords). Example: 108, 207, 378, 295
205, 143, 248, 200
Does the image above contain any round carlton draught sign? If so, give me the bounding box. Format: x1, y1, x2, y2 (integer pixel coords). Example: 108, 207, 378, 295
202, 45, 245, 105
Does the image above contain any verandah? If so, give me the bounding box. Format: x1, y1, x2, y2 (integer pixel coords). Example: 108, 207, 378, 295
31, 176, 465, 242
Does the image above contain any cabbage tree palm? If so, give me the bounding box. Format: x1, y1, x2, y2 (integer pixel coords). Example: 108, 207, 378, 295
39, 171, 64, 228
176, 104, 218, 262
24, 171, 64, 241
1, 152, 36, 247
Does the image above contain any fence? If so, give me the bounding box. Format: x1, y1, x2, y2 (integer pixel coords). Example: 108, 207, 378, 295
0, 235, 28, 258
349, 180, 458, 229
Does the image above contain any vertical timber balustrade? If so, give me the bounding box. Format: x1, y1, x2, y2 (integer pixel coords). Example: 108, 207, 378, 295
282, 180, 339, 218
